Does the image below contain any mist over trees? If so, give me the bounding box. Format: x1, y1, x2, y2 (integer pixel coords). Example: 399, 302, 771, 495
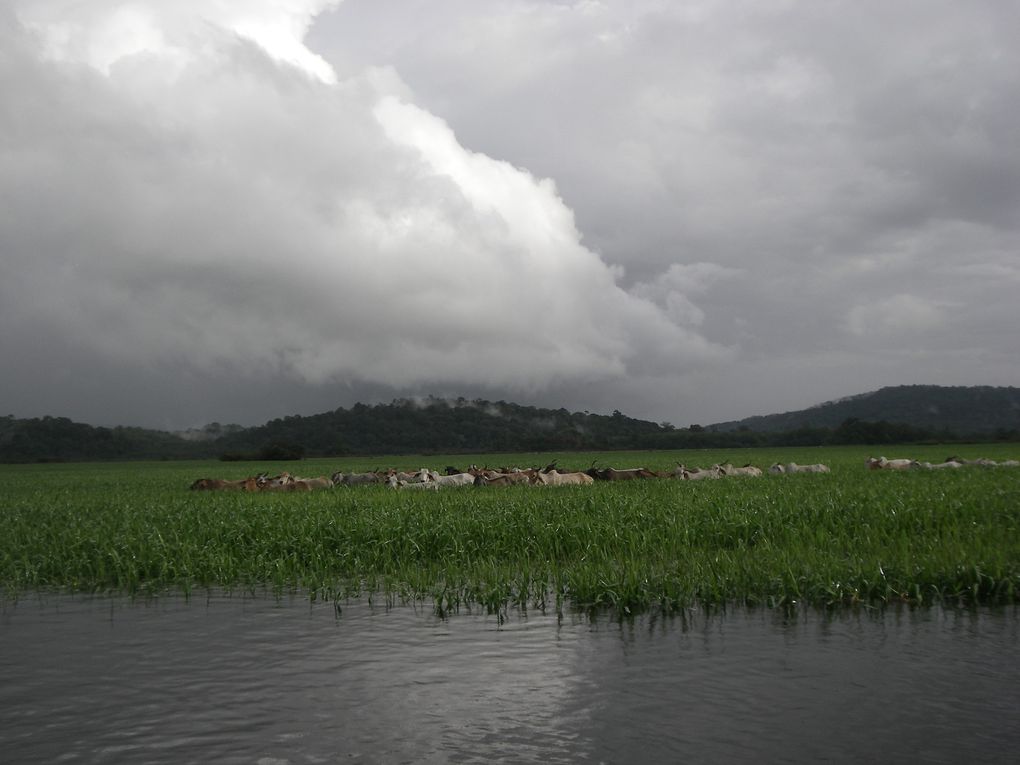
0, 415, 216, 462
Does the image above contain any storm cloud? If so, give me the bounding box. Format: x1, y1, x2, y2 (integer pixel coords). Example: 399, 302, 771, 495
2, 1, 1017, 429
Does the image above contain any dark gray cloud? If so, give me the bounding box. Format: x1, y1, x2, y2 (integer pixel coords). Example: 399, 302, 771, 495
2, 1, 1017, 430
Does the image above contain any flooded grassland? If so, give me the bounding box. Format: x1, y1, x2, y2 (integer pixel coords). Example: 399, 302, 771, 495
2, 444, 1018, 613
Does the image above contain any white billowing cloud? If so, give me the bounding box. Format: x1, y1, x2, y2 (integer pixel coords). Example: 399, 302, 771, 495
4, 0, 1019, 430
305, 2, 1019, 389
0, 0, 729, 414
373, 96, 583, 261
17, 0, 341, 82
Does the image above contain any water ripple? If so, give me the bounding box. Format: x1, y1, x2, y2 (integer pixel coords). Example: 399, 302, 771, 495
1, 596, 1018, 763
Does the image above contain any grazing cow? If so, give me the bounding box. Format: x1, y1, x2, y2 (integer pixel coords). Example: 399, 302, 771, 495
865, 457, 911, 471
785, 462, 831, 474
256, 474, 320, 492
466, 465, 504, 479
294, 475, 335, 490
257, 472, 295, 489
679, 465, 723, 480
427, 471, 476, 487
946, 456, 1020, 468
533, 470, 595, 486
387, 475, 440, 490
972, 458, 998, 467
912, 460, 963, 470
263, 480, 313, 492
669, 467, 709, 479
389, 469, 431, 484
404, 481, 441, 491
716, 463, 763, 478
190, 477, 257, 491
587, 467, 657, 481
336, 471, 385, 486
474, 472, 532, 487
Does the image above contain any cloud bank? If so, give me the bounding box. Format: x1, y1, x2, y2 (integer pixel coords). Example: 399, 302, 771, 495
307, 0, 1020, 419
2, 1, 1018, 429
1, 0, 729, 426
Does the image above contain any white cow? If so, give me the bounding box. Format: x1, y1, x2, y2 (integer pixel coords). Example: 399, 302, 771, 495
865, 457, 912, 471
716, 463, 763, 477
785, 462, 831, 474
533, 470, 595, 486
675, 464, 722, 480
912, 460, 963, 470
335, 471, 385, 486
427, 471, 476, 487
389, 468, 431, 483
387, 475, 441, 490
946, 457, 1020, 468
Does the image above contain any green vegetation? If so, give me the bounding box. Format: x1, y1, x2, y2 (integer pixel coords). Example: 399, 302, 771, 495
2, 445, 1019, 616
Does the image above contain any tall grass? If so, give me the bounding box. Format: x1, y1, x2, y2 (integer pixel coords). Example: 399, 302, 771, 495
1, 445, 1018, 614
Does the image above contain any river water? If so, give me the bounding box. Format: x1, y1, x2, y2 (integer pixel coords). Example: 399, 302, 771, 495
1, 594, 1017, 764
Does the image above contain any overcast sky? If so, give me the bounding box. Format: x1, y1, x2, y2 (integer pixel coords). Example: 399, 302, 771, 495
2, 0, 1017, 431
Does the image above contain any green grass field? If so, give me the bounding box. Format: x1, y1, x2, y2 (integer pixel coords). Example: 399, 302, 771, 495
2, 444, 1019, 615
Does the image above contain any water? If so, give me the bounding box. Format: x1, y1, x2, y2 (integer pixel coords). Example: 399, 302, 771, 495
2, 595, 1018, 764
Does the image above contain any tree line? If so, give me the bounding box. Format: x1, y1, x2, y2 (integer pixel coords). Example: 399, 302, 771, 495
2, 401, 1017, 463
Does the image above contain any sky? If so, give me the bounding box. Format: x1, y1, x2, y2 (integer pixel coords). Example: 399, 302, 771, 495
1, 0, 1018, 431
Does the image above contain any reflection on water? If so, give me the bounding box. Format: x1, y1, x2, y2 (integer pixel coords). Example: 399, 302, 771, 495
1, 594, 1018, 764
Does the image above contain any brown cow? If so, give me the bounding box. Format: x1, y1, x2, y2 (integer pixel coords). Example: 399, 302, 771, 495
293, 475, 335, 490
190, 477, 258, 491
474, 472, 534, 487
587, 467, 658, 481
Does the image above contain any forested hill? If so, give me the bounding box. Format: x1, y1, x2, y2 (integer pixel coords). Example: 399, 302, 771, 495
0, 415, 217, 463
213, 398, 666, 458
0, 400, 669, 462
709, 385, 1020, 434
3, 386, 1019, 462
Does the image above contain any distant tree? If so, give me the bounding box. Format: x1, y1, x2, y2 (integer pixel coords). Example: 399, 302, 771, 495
258, 442, 305, 461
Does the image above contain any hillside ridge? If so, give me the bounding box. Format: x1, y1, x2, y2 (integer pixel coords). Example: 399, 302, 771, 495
3, 385, 1018, 462
709, 384, 1020, 434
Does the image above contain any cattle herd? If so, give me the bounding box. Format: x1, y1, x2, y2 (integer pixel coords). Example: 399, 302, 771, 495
865, 455, 1020, 470
189, 453, 1020, 492
190, 460, 812, 491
